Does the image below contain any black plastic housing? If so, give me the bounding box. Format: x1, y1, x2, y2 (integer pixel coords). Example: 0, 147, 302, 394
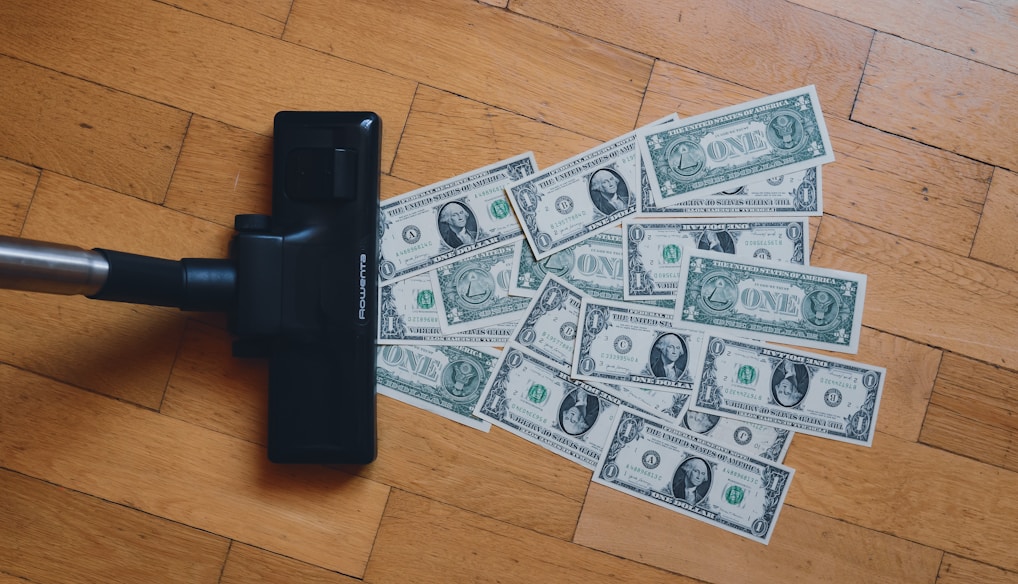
230, 111, 381, 464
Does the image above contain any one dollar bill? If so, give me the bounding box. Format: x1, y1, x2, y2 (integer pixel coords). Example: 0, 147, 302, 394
376, 344, 500, 431
623, 217, 809, 301
473, 348, 622, 469
675, 250, 867, 353
594, 407, 794, 544
637, 167, 822, 216
507, 115, 677, 260
378, 273, 514, 345
692, 334, 884, 446
572, 298, 709, 392
431, 243, 531, 334
678, 410, 793, 463
639, 86, 834, 208
378, 153, 537, 283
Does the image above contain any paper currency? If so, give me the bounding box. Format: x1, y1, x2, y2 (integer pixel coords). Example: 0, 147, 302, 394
473, 348, 622, 468
378, 153, 537, 283
603, 382, 688, 423
679, 410, 792, 463
692, 335, 884, 446
508, 275, 584, 371
507, 116, 677, 260
623, 217, 809, 301
510, 234, 675, 312
376, 344, 499, 431
594, 407, 794, 544
572, 298, 709, 392
378, 273, 514, 345
638, 167, 822, 216
639, 86, 834, 208
431, 243, 531, 334
675, 250, 866, 353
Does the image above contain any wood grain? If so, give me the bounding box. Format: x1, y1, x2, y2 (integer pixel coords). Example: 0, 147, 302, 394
0, 158, 38, 237
221, 544, 361, 584
855, 34, 1018, 171
938, 555, 1018, 584
284, 0, 653, 141
920, 352, 1018, 473
391, 86, 600, 188
0, 54, 188, 203
785, 432, 1018, 572
784, 0, 1018, 74
574, 484, 942, 584
971, 168, 1018, 271
638, 60, 993, 256
165, 0, 291, 37
0, 0, 416, 170
511, 0, 873, 118
814, 216, 1018, 368
0, 469, 228, 584
365, 489, 703, 584
0, 365, 390, 578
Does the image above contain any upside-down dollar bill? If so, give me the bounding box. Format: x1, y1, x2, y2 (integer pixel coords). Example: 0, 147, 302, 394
674, 250, 867, 353
510, 234, 674, 309
473, 348, 623, 468
604, 382, 688, 423
508, 275, 584, 371
572, 298, 709, 392
376, 344, 499, 431
639, 86, 834, 208
678, 410, 793, 463
692, 335, 885, 446
623, 217, 809, 301
594, 407, 794, 544
637, 167, 822, 216
378, 273, 514, 345
431, 243, 531, 334
506, 115, 677, 260
378, 153, 537, 283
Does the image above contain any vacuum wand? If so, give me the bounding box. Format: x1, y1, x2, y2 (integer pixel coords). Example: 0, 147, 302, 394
0, 235, 236, 312
0, 236, 109, 296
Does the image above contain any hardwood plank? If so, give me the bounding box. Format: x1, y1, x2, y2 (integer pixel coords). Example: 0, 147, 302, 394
163, 321, 591, 539
163, 116, 273, 227
938, 555, 1018, 584
0, 469, 228, 584
364, 489, 703, 584
390, 86, 600, 188
0, 0, 416, 169
221, 544, 360, 584
164, 117, 419, 227
0, 55, 188, 204
920, 352, 1018, 472
165, 0, 291, 37
855, 34, 1018, 170
0, 158, 38, 236
638, 61, 993, 256
785, 432, 1018, 572
813, 215, 1018, 368
784, 0, 1018, 75
971, 168, 1018, 271
22, 172, 232, 259
574, 484, 942, 584
510, 0, 873, 119
0, 365, 390, 578
284, 0, 652, 141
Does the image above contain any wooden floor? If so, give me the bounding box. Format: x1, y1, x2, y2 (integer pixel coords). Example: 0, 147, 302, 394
1, 1, 1017, 582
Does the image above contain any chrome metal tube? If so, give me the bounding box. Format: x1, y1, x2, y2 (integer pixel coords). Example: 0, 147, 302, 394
0, 236, 109, 296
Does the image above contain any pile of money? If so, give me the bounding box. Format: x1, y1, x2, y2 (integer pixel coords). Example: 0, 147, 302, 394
376, 86, 885, 544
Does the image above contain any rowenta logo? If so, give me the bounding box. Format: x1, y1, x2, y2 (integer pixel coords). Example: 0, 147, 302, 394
358, 253, 368, 321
